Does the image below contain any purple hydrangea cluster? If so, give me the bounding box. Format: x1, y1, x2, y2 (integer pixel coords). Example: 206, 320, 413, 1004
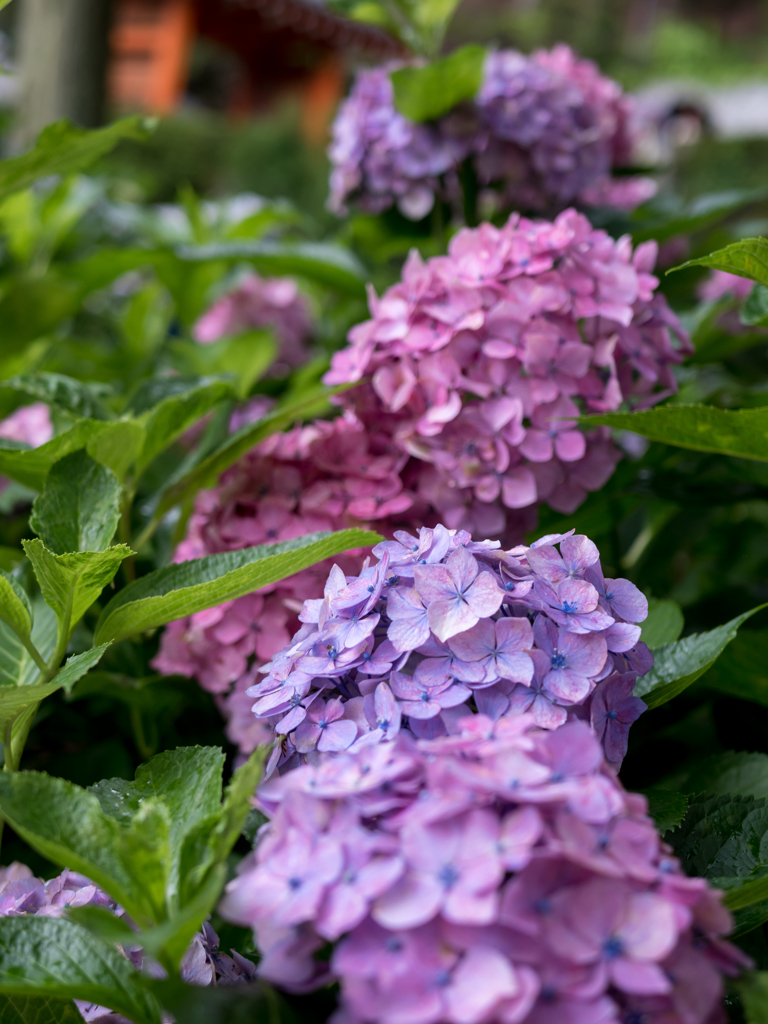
328, 45, 653, 220
326, 209, 691, 535
0, 863, 257, 1022
247, 524, 649, 775
220, 716, 746, 1024
193, 271, 313, 375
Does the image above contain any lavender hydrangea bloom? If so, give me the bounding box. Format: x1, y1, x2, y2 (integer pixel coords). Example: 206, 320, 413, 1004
247, 524, 649, 773
220, 718, 748, 1024
327, 45, 653, 220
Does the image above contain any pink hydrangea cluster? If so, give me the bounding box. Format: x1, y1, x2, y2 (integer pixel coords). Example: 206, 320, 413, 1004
697, 269, 753, 303
325, 209, 691, 534
247, 524, 649, 775
328, 45, 653, 220
193, 271, 313, 374
220, 716, 746, 1024
152, 410, 421, 756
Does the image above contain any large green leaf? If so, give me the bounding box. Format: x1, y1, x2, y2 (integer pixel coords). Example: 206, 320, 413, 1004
699, 629, 768, 707
30, 450, 121, 554
151, 977, 282, 1024
0, 118, 153, 201
676, 752, 768, 801
642, 788, 689, 834
134, 379, 234, 477
152, 385, 339, 519
742, 283, 768, 327
634, 605, 766, 708
89, 746, 225, 908
23, 540, 133, 647
0, 771, 137, 914
0, 419, 143, 490
0, 600, 55, 690
0, 569, 33, 643
640, 597, 684, 650
1, 373, 113, 420
0, 916, 161, 1024
95, 529, 380, 645
670, 793, 768, 880
391, 45, 486, 122
670, 237, 768, 288
581, 405, 768, 462
175, 239, 366, 295
0, 995, 84, 1023
0, 275, 81, 357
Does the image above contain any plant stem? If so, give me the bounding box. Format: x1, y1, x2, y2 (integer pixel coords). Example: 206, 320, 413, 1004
20, 635, 48, 674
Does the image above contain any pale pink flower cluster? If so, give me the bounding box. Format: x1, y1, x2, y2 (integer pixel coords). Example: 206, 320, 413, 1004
325, 209, 691, 534
193, 271, 313, 373
151, 411, 421, 756
247, 525, 649, 775
696, 269, 754, 303
220, 717, 746, 1024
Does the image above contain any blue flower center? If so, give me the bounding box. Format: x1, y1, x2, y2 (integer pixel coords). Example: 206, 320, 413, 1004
288, 877, 302, 891
534, 898, 552, 915
550, 652, 567, 669
560, 601, 578, 614
438, 864, 460, 889
385, 937, 403, 953
603, 936, 623, 959
607, 710, 618, 720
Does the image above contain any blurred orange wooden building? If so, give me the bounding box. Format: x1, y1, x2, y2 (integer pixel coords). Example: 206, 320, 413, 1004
107, 0, 400, 141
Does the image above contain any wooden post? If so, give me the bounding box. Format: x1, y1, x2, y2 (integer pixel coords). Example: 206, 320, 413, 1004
15, 0, 113, 148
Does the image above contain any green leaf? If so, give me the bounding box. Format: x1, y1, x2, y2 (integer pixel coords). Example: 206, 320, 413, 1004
0, 600, 55, 690
0, 916, 161, 1024
0, 646, 109, 760
0, 419, 144, 491
581, 405, 768, 462
739, 971, 768, 1023
152, 385, 340, 519
700, 630, 768, 706
643, 788, 689, 834
742, 283, 768, 327
675, 752, 768, 801
134, 379, 234, 476
117, 799, 172, 923
179, 746, 267, 905
30, 450, 121, 554
0, 118, 154, 201
64, 905, 135, 946
0, 569, 32, 643
0, 995, 85, 1023
640, 597, 684, 650
391, 45, 486, 122
175, 239, 366, 295
0, 275, 80, 357
150, 978, 285, 1024
635, 605, 767, 708
0, 771, 137, 917
1, 373, 113, 420
95, 529, 381, 646
670, 236, 768, 289
669, 793, 768, 880
169, 331, 277, 400
89, 746, 225, 909
23, 540, 133, 647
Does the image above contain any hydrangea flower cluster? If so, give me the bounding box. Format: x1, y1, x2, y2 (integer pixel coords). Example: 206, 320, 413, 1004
0, 863, 257, 1022
328, 44, 653, 220
152, 410, 421, 756
221, 716, 746, 1024
193, 271, 313, 373
697, 269, 753, 303
246, 524, 649, 774
325, 209, 691, 533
